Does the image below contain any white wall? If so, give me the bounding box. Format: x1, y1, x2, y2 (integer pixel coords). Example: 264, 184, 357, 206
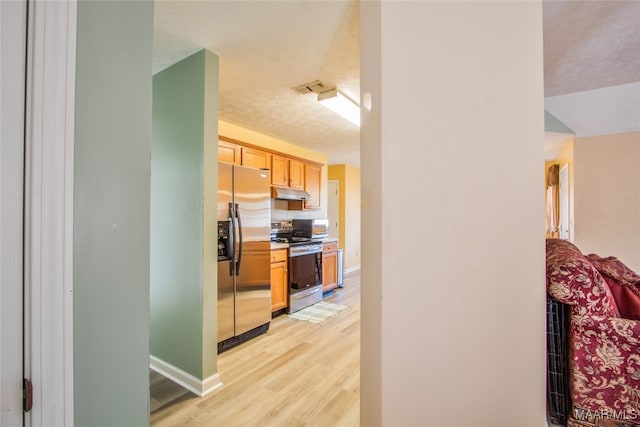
574, 131, 640, 272
545, 82, 640, 138
360, 3, 383, 424
360, 2, 546, 425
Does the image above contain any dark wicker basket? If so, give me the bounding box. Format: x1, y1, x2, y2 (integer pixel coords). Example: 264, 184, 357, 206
547, 295, 571, 426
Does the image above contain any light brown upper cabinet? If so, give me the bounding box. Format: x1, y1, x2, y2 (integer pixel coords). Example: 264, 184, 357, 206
303, 163, 321, 210
288, 159, 304, 190
287, 163, 322, 211
271, 155, 289, 187
241, 147, 271, 170
272, 155, 305, 190
218, 139, 241, 165
218, 135, 324, 210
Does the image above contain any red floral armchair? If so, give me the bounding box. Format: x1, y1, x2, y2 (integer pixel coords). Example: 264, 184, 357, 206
546, 239, 640, 427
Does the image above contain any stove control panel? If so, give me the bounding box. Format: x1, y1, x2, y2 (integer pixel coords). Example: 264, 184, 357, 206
271, 220, 293, 233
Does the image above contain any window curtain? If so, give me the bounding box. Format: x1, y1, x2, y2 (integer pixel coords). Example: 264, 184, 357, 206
546, 164, 559, 238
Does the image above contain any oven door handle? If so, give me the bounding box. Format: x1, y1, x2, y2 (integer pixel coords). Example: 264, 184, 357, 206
290, 286, 321, 299
315, 251, 322, 282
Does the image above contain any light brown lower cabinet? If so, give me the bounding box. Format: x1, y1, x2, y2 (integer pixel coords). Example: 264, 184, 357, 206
270, 249, 288, 312
322, 241, 338, 293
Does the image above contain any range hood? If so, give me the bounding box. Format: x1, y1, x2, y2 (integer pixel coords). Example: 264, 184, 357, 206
272, 187, 312, 201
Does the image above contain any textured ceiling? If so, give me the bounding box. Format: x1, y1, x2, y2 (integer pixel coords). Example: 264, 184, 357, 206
543, 0, 640, 97
153, 1, 640, 167
154, 0, 360, 166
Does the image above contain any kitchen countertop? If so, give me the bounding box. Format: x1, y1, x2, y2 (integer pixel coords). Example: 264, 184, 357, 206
270, 238, 338, 251
320, 238, 338, 243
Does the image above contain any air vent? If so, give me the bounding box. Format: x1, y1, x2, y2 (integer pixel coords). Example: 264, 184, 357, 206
292, 80, 330, 94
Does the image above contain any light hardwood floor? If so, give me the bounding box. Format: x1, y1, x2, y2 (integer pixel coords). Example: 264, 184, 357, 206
150, 270, 361, 427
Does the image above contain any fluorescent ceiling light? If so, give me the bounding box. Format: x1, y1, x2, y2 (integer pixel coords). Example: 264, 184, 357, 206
317, 89, 360, 127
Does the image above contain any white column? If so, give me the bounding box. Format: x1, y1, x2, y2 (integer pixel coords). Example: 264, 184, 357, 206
360, 2, 546, 425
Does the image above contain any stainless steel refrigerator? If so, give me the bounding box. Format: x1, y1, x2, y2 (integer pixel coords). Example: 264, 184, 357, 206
217, 163, 271, 352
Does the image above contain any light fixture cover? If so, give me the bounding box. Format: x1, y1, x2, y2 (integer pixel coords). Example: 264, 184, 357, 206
318, 89, 360, 127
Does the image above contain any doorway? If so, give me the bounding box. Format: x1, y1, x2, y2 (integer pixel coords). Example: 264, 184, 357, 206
559, 164, 570, 240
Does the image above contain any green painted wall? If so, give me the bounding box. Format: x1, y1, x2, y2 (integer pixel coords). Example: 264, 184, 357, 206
74, 1, 153, 426
545, 110, 574, 134
200, 51, 220, 378
151, 50, 219, 379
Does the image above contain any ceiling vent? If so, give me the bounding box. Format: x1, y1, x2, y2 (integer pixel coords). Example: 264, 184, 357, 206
293, 80, 330, 94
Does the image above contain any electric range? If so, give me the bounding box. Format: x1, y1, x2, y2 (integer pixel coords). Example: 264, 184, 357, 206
271, 221, 323, 312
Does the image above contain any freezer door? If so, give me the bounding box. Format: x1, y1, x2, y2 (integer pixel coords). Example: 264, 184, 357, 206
217, 259, 235, 342
233, 165, 271, 335
217, 163, 235, 342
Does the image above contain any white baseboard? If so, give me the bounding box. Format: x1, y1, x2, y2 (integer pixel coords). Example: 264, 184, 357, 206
344, 265, 361, 274
150, 355, 223, 397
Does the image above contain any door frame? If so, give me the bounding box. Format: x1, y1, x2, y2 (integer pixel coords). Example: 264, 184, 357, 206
327, 180, 340, 241
1, 1, 27, 424
23, 1, 77, 425
559, 163, 570, 241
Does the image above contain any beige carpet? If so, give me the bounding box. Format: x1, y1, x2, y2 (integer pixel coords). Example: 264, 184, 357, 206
288, 301, 348, 324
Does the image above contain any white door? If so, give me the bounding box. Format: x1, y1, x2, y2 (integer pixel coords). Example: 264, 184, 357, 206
559, 164, 569, 240
328, 180, 340, 240
1, 1, 27, 424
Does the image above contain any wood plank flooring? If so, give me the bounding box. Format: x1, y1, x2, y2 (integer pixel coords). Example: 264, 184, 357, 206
150, 270, 361, 427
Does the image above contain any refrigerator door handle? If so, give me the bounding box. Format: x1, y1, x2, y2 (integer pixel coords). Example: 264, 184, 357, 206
228, 203, 235, 276
235, 203, 243, 275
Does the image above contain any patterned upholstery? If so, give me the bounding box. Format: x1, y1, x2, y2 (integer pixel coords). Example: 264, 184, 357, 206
587, 254, 640, 320
570, 315, 640, 420
546, 239, 619, 317
546, 239, 640, 425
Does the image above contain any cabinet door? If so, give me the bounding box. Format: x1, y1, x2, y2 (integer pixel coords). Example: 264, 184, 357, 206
289, 159, 304, 190
304, 163, 321, 209
242, 147, 271, 170
271, 155, 289, 187
270, 261, 288, 312
322, 251, 338, 293
218, 140, 241, 165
